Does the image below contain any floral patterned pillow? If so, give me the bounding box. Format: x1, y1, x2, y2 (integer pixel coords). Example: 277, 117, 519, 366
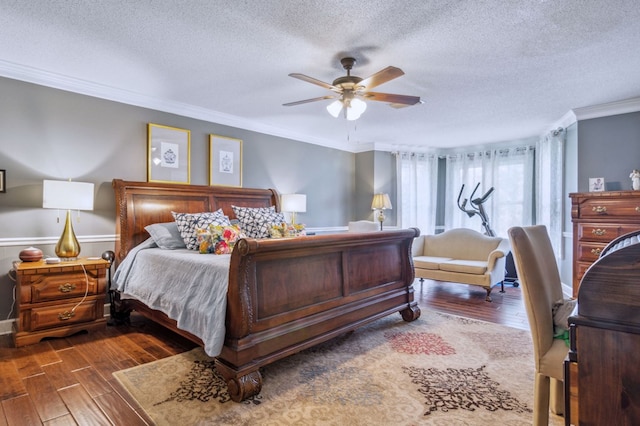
172, 210, 230, 250
269, 222, 306, 238
197, 224, 244, 254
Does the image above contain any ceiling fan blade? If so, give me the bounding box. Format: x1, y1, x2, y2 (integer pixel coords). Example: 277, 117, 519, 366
288, 73, 340, 92
357, 66, 404, 90
283, 95, 336, 107
362, 92, 422, 105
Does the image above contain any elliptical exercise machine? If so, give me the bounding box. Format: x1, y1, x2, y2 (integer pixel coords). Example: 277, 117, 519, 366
456, 183, 496, 237
456, 183, 519, 289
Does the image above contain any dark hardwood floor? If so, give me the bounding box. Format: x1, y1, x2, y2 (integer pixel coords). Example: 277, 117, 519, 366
0, 280, 525, 425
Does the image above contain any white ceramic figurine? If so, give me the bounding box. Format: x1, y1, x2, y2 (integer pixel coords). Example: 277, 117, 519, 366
630, 169, 640, 190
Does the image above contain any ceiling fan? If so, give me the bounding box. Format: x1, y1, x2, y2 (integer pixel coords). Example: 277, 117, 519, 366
283, 57, 422, 121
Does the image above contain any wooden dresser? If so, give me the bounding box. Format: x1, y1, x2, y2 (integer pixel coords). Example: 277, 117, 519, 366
565, 229, 640, 425
569, 190, 640, 296
12, 257, 109, 347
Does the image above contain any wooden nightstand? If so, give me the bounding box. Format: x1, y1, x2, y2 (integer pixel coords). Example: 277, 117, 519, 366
12, 257, 109, 347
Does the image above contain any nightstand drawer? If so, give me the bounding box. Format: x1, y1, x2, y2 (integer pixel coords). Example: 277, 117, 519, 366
29, 300, 98, 331
29, 272, 99, 303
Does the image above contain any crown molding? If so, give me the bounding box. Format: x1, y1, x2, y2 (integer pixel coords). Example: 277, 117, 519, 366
0, 60, 355, 153
572, 97, 640, 121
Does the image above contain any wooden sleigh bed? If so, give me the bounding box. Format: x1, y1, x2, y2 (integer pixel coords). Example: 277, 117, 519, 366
112, 179, 420, 402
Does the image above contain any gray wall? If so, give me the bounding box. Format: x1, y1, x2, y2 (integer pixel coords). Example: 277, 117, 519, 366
577, 111, 640, 192
0, 77, 358, 320
353, 151, 398, 225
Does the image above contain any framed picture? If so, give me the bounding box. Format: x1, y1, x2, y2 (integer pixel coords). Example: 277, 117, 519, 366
0, 169, 5, 193
209, 134, 242, 187
589, 177, 605, 192
147, 123, 190, 184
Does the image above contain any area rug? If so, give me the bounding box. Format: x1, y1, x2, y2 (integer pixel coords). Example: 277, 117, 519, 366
113, 310, 564, 425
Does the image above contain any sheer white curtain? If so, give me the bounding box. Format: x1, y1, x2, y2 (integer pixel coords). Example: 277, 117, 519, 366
445, 146, 534, 237
396, 152, 438, 235
536, 129, 565, 258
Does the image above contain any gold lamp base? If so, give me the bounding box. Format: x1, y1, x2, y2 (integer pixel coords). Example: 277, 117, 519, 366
55, 210, 80, 261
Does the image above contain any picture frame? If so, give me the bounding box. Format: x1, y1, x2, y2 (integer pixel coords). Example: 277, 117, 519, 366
0, 169, 5, 193
589, 177, 605, 192
147, 123, 190, 184
209, 134, 243, 187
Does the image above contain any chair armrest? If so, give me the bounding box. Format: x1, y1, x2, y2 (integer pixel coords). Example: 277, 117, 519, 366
486, 239, 510, 270
412, 235, 425, 257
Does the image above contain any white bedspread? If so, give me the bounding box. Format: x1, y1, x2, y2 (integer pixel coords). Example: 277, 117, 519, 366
112, 238, 229, 356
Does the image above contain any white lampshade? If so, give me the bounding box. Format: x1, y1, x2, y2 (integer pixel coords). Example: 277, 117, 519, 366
371, 193, 392, 210
281, 193, 306, 213
327, 97, 367, 120
326, 100, 343, 118
346, 98, 367, 121
43, 180, 94, 211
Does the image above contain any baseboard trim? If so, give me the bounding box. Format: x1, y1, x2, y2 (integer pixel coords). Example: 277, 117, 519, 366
0, 319, 14, 336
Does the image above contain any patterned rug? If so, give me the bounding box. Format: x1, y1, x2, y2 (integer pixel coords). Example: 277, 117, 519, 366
113, 310, 564, 425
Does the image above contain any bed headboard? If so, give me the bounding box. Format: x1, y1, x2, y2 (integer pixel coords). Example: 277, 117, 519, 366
112, 179, 280, 263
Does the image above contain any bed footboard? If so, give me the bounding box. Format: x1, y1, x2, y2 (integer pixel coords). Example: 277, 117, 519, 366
216, 228, 420, 402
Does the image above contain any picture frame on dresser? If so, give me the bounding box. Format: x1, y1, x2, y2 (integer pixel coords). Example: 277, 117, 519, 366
589, 177, 605, 192
147, 123, 191, 184
209, 134, 242, 187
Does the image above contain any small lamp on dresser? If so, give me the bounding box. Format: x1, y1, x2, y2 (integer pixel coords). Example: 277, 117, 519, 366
281, 193, 306, 225
43, 179, 94, 261
371, 193, 392, 231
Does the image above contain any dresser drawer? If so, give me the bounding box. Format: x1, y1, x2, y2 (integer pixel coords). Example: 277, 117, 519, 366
580, 199, 640, 218
577, 242, 606, 262
28, 272, 99, 303
576, 261, 592, 284
29, 300, 98, 331
577, 223, 640, 243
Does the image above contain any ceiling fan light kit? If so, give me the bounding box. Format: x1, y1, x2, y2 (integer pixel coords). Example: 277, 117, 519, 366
284, 57, 421, 121
326, 96, 367, 120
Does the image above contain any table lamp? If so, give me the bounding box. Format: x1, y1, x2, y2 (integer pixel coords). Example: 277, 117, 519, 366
43, 179, 94, 260
281, 193, 306, 225
371, 193, 392, 230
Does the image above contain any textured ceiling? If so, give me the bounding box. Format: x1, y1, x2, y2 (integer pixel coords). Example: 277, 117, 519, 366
1, 0, 640, 152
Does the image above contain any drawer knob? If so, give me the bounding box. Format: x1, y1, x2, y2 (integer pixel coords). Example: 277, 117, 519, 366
592, 206, 607, 213
591, 248, 602, 256
58, 311, 75, 321
592, 228, 606, 236
58, 283, 76, 293
636, 207, 640, 213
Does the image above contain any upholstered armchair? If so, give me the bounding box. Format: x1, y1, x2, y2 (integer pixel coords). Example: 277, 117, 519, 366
508, 225, 569, 426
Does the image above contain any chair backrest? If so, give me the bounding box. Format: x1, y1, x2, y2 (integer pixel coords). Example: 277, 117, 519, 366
348, 220, 379, 233
508, 225, 564, 368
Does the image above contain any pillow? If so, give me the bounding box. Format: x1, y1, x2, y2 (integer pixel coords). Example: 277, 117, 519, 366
552, 298, 577, 334
269, 222, 306, 238
144, 222, 186, 249
197, 224, 244, 254
172, 209, 231, 250
232, 206, 285, 238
